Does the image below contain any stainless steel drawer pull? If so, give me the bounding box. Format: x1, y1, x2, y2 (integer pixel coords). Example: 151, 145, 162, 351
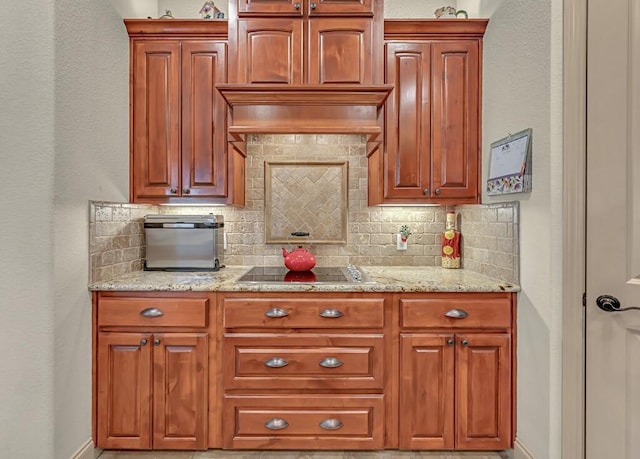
444, 308, 468, 319
140, 307, 164, 318
265, 418, 289, 430
265, 308, 289, 318
319, 308, 343, 318
319, 357, 343, 368
265, 357, 289, 368
319, 418, 343, 430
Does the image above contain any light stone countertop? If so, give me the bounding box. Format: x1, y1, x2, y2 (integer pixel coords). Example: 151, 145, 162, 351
89, 266, 519, 293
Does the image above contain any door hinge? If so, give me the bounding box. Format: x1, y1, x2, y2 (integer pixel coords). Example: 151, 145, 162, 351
582, 292, 587, 307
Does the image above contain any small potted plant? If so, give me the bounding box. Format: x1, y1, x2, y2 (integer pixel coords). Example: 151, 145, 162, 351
399, 225, 412, 242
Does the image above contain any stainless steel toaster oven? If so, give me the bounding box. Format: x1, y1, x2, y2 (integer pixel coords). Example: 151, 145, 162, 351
143, 214, 224, 271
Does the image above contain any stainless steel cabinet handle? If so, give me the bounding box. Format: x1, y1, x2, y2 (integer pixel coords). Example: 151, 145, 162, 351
447, 338, 455, 346
319, 418, 343, 430
461, 339, 469, 346
310, 2, 317, 9
444, 308, 468, 319
265, 357, 289, 368
319, 357, 343, 368
423, 188, 429, 195
140, 307, 164, 318
170, 188, 178, 194
140, 338, 148, 346
293, 2, 300, 9
182, 188, 191, 195
265, 308, 289, 318
435, 188, 442, 195
153, 339, 161, 346
319, 309, 343, 318
265, 418, 289, 430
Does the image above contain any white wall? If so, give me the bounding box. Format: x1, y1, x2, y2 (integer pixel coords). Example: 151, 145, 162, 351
0, 0, 56, 456
53, 0, 130, 457
482, 0, 563, 457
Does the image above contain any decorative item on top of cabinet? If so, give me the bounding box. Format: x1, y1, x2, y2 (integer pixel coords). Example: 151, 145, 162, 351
368, 20, 488, 205
125, 21, 244, 206
228, 0, 383, 85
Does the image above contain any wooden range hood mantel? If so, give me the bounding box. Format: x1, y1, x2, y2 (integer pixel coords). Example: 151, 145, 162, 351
217, 84, 393, 156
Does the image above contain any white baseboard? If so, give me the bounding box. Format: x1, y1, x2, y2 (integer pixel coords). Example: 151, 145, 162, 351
70, 439, 101, 459
514, 437, 536, 459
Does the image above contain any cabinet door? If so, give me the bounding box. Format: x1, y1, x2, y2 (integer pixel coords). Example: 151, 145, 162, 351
309, 0, 375, 16
308, 17, 374, 84
97, 332, 153, 450
236, 18, 303, 84
431, 41, 480, 201
131, 41, 181, 201
153, 333, 209, 450
456, 333, 511, 450
383, 42, 431, 200
181, 41, 228, 198
399, 333, 454, 450
237, 0, 304, 16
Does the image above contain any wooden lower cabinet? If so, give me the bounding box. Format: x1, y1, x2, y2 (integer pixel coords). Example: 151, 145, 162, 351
398, 293, 515, 451
220, 292, 389, 450
399, 333, 511, 450
94, 293, 211, 450
223, 395, 384, 449
94, 290, 515, 452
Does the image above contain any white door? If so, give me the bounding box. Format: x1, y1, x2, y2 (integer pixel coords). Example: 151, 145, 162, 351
586, 0, 640, 457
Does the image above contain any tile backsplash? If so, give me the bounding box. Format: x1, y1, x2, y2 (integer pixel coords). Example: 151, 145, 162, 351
89, 135, 519, 285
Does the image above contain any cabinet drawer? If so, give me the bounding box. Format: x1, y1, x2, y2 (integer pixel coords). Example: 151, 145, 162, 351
224, 334, 383, 390
400, 297, 511, 329
223, 297, 384, 328
223, 395, 384, 449
98, 297, 208, 328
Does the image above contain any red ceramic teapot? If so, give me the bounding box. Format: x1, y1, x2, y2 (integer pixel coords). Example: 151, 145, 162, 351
282, 246, 316, 271
282, 231, 316, 271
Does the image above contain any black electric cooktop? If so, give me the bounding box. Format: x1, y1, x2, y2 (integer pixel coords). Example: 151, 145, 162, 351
236, 265, 374, 285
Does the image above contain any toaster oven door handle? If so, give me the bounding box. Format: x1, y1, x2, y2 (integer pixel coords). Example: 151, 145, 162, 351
162, 223, 195, 228
140, 307, 164, 318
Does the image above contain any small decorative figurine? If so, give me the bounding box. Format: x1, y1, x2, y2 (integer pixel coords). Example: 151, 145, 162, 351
199, 1, 223, 19
159, 9, 174, 19
434, 6, 468, 18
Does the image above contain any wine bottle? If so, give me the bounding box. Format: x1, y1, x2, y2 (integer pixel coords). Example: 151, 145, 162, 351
441, 211, 461, 269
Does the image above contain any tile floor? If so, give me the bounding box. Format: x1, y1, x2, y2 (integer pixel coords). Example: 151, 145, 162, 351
97, 450, 512, 459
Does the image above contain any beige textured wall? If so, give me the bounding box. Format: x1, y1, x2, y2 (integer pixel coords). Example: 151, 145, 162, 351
482, 0, 563, 457
90, 135, 520, 285
1, 1, 55, 456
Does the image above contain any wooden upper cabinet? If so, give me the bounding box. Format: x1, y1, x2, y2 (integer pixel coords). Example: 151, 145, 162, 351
230, 0, 382, 85
181, 41, 228, 198
383, 42, 432, 200
132, 41, 181, 201
431, 41, 480, 201
308, 17, 374, 84
127, 20, 238, 205
236, 0, 374, 16
370, 20, 487, 205
236, 18, 304, 84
